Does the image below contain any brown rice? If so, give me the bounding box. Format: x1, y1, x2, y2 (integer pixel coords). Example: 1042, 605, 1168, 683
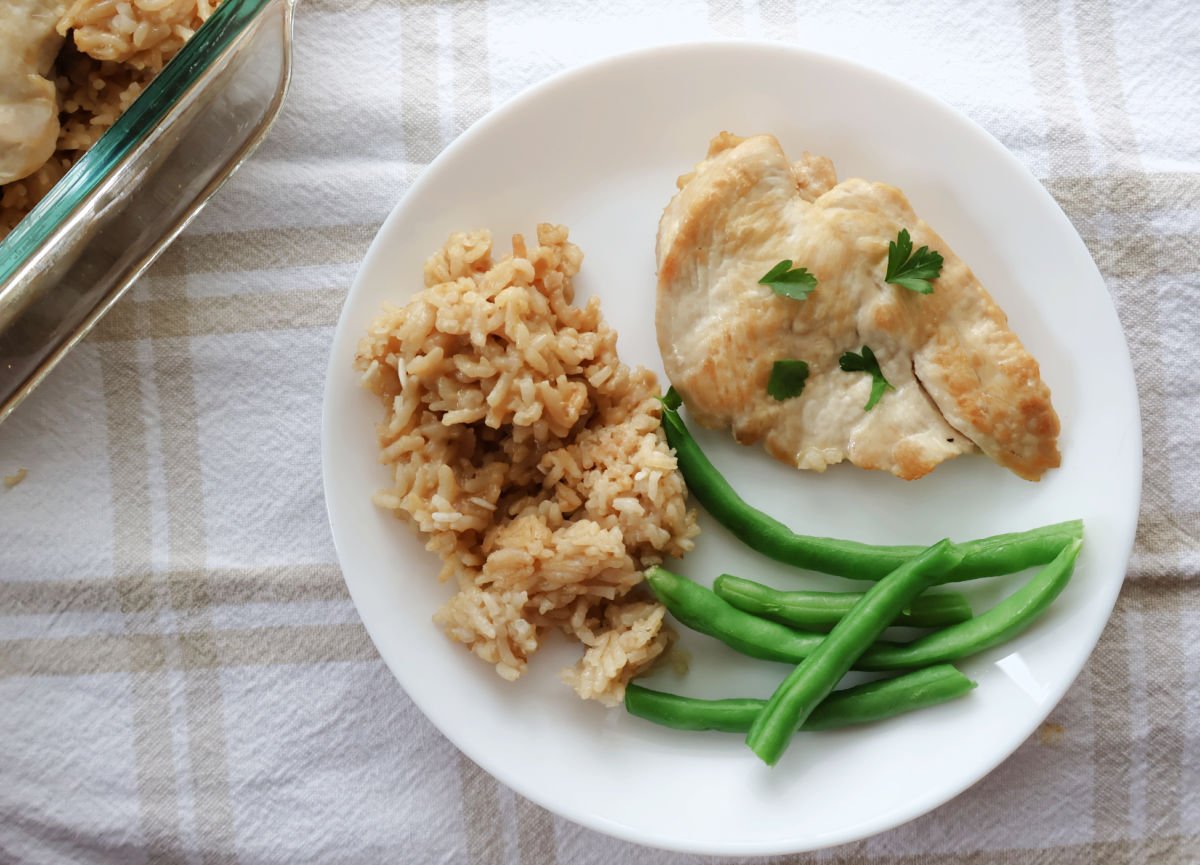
355, 225, 699, 705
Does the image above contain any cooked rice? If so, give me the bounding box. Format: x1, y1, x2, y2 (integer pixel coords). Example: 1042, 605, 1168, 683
4, 468, 29, 489
61, 0, 220, 69
0, 0, 220, 240
356, 225, 699, 705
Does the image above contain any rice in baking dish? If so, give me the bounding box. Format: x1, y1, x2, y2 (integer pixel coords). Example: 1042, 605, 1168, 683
355, 224, 699, 705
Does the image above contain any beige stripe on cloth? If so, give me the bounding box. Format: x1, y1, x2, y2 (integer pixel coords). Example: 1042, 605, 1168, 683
1036, 0, 1196, 850
1133, 587, 1186, 841
1017, 0, 1139, 848
401, 2, 443, 166
151, 314, 240, 864
515, 794, 557, 865
1074, 1, 1191, 847
458, 754, 506, 865
93, 285, 350, 343
130, 223, 375, 279
1138, 512, 1200, 562
0, 564, 348, 615
0, 625, 378, 677
1043, 173, 1200, 216
101, 332, 189, 864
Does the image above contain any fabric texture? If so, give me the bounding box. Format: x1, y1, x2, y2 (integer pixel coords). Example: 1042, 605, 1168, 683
1, 0, 1197, 862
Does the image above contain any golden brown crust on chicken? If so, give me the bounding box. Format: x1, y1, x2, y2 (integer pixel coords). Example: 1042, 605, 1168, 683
656, 133, 1060, 481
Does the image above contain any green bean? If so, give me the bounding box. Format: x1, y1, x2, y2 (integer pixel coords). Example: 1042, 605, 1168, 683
864, 538, 1083, 669
649, 541, 1082, 672
713, 574, 973, 630
646, 565, 847, 664
624, 664, 976, 732
746, 540, 963, 765
660, 406, 1082, 581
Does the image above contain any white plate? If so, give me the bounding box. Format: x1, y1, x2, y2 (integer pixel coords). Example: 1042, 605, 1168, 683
322, 42, 1140, 855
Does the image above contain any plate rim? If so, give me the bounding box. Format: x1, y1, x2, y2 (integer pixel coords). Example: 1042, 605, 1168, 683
321, 38, 1142, 855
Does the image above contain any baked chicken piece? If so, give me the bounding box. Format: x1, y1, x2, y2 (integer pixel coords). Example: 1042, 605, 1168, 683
0, 0, 67, 185
656, 133, 1060, 481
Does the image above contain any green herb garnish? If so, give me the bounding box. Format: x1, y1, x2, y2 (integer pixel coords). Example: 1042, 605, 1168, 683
885, 229, 943, 294
659, 386, 683, 411
839, 346, 893, 411
767, 360, 810, 401
758, 260, 818, 301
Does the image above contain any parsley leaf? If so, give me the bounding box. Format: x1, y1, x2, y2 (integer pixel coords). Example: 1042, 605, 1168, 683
767, 359, 809, 401
659, 386, 682, 412
885, 229, 943, 294
839, 345, 894, 411
758, 259, 818, 301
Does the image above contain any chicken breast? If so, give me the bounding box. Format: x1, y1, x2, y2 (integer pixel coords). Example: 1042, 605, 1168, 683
656, 133, 1060, 481
0, 0, 67, 185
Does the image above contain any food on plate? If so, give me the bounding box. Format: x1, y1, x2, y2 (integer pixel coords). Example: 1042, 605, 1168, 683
0, 0, 221, 238
641, 543, 1081, 763
660, 393, 1082, 581
711, 574, 973, 631
864, 538, 1083, 668
639, 402, 1083, 763
656, 132, 1061, 481
355, 225, 698, 704
648, 538, 1081, 673
625, 664, 976, 733
745, 540, 963, 765
646, 565, 845, 665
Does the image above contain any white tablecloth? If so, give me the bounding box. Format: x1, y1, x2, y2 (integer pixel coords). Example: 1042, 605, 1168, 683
2, 0, 1198, 862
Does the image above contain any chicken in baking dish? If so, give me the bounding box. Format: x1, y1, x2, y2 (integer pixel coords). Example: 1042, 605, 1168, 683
0, 0, 66, 186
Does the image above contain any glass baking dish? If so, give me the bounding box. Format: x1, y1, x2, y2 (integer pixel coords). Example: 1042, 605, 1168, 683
0, 0, 296, 424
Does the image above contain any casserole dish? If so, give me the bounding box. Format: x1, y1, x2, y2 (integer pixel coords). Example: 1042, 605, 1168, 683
0, 0, 296, 423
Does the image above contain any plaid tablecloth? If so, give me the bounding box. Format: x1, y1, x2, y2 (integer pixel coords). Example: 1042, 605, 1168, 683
2, 1, 1197, 862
